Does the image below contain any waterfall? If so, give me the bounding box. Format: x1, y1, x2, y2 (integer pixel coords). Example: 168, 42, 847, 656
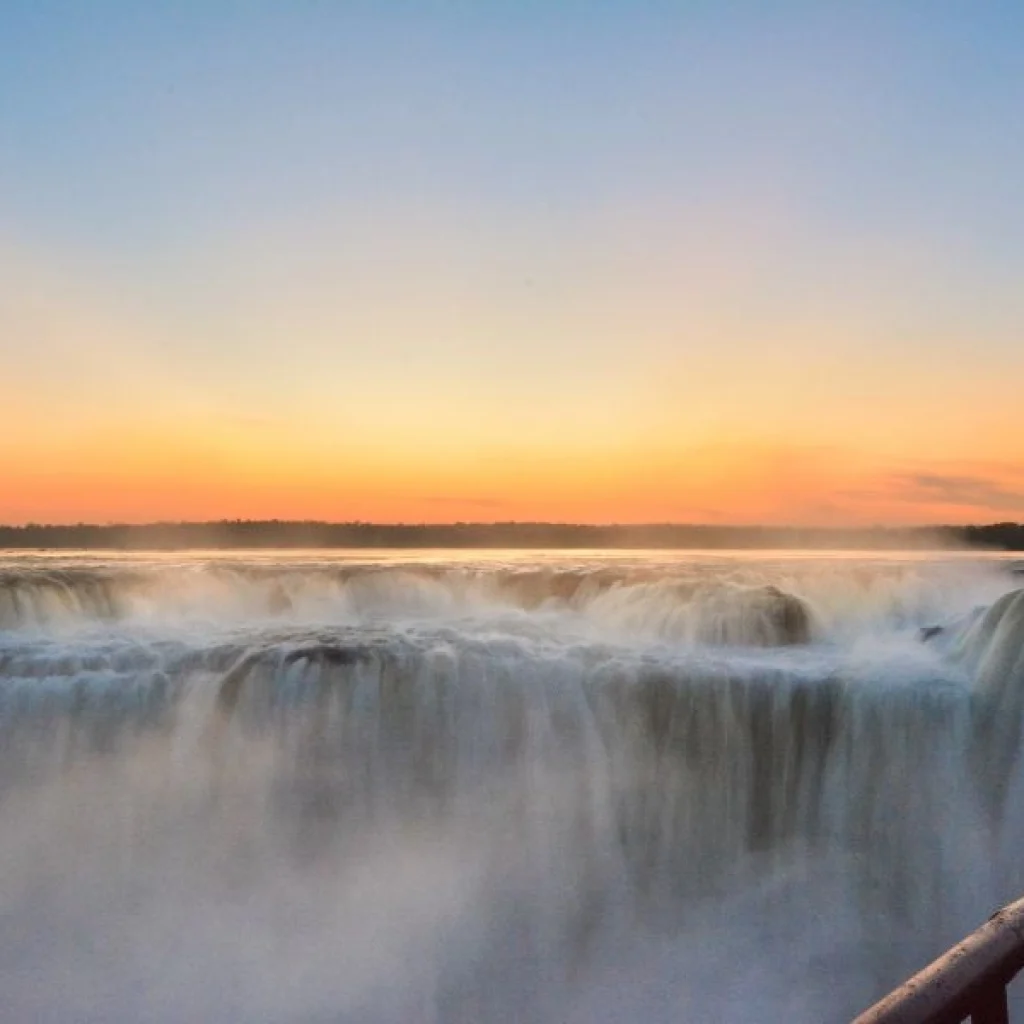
0, 551, 1020, 1022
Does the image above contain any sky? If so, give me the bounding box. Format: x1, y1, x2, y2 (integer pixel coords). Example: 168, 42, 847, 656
2, 0, 1023, 526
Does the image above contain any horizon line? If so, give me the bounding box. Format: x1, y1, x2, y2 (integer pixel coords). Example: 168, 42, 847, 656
0, 520, 1021, 553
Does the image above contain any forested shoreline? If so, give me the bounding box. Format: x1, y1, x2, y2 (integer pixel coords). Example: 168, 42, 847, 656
0, 521, 1021, 550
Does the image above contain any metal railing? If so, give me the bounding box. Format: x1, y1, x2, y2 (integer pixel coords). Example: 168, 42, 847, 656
852, 898, 1024, 1024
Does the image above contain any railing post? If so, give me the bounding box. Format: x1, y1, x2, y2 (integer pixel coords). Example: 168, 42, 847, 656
971, 984, 1009, 1024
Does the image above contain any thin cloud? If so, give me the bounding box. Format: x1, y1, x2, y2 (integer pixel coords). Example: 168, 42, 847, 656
888, 471, 1024, 513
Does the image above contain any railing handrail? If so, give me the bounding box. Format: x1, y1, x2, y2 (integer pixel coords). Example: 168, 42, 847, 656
852, 897, 1024, 1024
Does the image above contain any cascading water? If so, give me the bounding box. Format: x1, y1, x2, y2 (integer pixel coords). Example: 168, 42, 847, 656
0, 549, 1022, 1022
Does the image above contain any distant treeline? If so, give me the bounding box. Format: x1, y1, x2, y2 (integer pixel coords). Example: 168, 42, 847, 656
0, 520, 1023, 550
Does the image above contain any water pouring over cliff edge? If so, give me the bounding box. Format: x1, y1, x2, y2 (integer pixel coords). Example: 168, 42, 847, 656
1, 550, 1022, 1023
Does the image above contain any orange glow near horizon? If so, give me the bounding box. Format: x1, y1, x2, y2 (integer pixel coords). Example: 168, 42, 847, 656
4, 416, 1023, 527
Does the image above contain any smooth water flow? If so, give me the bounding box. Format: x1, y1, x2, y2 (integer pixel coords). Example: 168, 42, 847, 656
0, 550, 1022, 1022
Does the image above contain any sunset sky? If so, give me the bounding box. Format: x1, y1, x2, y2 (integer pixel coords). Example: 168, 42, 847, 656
2, 1, 1023, 525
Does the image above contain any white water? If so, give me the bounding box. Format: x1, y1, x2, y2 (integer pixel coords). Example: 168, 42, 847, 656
0, 549, 1022, 1022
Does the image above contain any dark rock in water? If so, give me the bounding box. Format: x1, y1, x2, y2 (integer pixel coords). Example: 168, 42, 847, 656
694, 585, 813, 647
778, 593, 811, 644
213, 645, 366, 716
918, 606, 987, 645
282, 645, 364, 668
751, 585, 813, 646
